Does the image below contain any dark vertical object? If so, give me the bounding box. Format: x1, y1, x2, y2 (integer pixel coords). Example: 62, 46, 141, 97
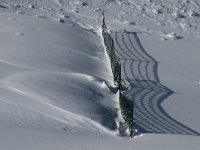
102, 11, 107, 32
118, 63, 121, 90
102, 12, 135, 138
119, 92, 134, 138
130, 101, 134, 138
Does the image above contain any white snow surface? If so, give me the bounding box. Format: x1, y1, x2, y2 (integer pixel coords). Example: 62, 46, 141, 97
0, 0, 200, 149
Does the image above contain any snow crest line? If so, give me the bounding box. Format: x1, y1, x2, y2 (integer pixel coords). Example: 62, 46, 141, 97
111, 31, 200, 136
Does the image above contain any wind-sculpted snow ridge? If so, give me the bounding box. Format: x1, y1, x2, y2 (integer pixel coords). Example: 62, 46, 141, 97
111, 31, 200, 136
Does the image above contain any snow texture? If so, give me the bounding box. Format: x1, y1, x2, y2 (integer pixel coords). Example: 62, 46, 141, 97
0, 0, 200, 149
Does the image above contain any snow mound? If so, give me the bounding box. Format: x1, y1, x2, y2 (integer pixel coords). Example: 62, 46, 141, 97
0, 12, 118, 135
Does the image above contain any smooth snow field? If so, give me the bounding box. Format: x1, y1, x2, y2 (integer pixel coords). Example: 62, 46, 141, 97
0, 0, 200, 150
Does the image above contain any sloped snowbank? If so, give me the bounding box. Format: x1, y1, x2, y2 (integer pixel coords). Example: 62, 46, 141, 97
0, 12, 118, 135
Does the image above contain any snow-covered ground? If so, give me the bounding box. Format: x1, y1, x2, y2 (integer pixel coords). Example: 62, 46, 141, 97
0, 0, 200, 149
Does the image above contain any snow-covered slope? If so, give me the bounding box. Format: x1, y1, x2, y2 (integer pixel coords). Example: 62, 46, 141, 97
0, 11, 119, 134
0, 0, 200, 149
1, 0, 200, 34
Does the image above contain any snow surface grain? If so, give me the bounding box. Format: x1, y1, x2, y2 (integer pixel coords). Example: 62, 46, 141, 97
0, 0, 200, 149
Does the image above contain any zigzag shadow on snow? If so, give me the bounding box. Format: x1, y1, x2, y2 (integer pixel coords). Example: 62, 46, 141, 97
111, 31, 200, 136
